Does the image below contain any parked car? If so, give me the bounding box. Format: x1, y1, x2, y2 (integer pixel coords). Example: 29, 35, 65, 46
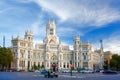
94, 69, 100, 73
72, 70, 78, 73
79, 69, 94, 73
102, 70, 118, 74
34, 70, 39, 73
79, 70, 86, 73
62, 69, 70, 73
100, 70, 104, 73
18, 69, 25, 72
28, 70, 34, 72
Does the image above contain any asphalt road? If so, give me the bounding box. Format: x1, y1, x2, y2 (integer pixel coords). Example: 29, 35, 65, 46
0, 72, 120, 80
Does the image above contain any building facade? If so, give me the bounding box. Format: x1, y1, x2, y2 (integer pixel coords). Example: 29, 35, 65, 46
11, 21, 102, 71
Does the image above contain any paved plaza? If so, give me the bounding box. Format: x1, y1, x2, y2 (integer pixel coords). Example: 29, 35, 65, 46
0, 72, 120, 80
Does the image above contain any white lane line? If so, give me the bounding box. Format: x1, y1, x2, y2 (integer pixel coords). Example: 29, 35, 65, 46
60, 75, 84, 78
33, 75, 43, 77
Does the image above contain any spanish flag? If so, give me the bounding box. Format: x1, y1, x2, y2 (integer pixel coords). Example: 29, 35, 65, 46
49, 39, 54, 43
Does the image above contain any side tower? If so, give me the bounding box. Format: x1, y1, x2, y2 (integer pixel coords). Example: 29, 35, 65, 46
11, 31, 34, 71
74, 36, 80, 51
24, 31, 33, 42
73, 36, 81, 68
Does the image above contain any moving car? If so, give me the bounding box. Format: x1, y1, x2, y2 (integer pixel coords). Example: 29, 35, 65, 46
44, 63, 59, 78
40, 69, 47, 74
44, 71, 58, 78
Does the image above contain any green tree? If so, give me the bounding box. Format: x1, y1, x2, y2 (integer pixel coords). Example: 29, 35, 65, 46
110, 54, 120, 70
0, 47, 13, 70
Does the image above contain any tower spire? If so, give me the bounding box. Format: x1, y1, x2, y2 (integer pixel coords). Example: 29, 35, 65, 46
3, 36, 5, 47
100, 39, 104, 69
100, 40, 103, 51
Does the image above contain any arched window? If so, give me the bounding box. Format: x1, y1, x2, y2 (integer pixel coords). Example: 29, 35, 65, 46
67, 62, 69, 68
63, 63, 65, 68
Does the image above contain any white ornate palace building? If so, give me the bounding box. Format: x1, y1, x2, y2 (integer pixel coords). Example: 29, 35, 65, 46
11, 21, 104, 71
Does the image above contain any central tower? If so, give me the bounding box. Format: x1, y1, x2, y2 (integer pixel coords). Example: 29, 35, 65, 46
43, 20, 60, 44
46, 20, 56, 36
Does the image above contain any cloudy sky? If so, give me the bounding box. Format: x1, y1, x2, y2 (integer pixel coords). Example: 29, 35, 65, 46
0, 0, 120, 54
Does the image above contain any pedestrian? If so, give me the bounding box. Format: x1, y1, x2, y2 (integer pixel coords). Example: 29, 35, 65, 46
48, 69, 51, 78
47, 70, 50, 78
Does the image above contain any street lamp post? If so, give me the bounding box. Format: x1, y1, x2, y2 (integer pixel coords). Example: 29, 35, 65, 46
108, 59, 110, 70
108, 54, 112, 70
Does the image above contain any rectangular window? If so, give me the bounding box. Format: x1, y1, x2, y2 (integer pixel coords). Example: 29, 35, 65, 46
84, 55, 86, 60
50, 29, 53, 35
13, 43, 17, 46
82, 47, 88, 50
67, 63, 69, 68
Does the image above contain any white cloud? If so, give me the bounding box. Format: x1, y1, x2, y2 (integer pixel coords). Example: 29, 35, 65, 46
93, 32, 120, 54
31, 0, 120, 27
30, 20, 45, 36
57, 27, 77, 37
61, 42, 73, 50
30, 13, 47, 36
0, 8, 14, 14
103, 33, 120, 54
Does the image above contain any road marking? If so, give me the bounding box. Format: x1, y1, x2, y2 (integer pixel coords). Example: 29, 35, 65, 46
33, 75, 43, 77
59, 75, 84, 78
32, 74, 117, 79
33, 75, 37, 77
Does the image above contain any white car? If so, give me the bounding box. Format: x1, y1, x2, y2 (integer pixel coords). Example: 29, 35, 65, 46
62, 69, 70, 73
34, 70, 39, 73
72, 70, 78, 73
80, 69, 94, 73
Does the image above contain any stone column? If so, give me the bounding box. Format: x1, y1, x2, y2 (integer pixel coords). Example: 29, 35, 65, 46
17, 59, 20, 71
25, 60, 27, 71
61, 62, 63, 69
66, 62, 67, 69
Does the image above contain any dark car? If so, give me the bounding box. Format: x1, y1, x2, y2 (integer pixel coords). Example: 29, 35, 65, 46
28, 70, 34, 72
40, 69, 47, 74
44, 72, 58, 78
103, 70, 118, 74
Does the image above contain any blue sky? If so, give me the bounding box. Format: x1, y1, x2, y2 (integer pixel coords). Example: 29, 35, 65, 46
0, 0, 120, 54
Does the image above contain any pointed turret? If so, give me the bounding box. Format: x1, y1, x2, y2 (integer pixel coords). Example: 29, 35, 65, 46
46, 20, 56, 36
100, 39, 104, 69
24, 31, 33, 41
74, 36, 80, 50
